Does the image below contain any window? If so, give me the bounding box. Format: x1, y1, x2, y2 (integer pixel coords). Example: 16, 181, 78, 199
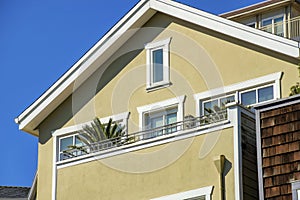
262, 15, 284, 36
144, 107, 178, 138
59, 134, 85, 161
202, 95, 235, 115
240, 85, 274, 106
194, 72, 281, 117
137, 95, 186, 139
145, 38, 171, 90
54, 112, 130, 162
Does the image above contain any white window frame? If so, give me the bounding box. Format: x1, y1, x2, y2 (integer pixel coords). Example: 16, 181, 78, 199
145, 38, 172, 91
137, 95, 186, 133
292, 181, 300, 200
194, 72, 282, 117
150, 185, 213, 200
144, 107, 178, 129
201, 94, 236, 116
239, 84, 274, 106
54, 112, 130, 162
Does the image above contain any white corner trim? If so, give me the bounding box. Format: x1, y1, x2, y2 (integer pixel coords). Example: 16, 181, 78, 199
52, 112, 130, 137
194, 72, 282, 101
52, 133, 57, 200
150, 185, 214, 200
137, 95, 186, 130
255, 109, 265, 200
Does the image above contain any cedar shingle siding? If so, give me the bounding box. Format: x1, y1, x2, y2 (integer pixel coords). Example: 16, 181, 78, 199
260, 102, 300, 200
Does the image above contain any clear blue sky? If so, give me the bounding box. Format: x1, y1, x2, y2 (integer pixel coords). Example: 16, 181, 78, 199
0, 0, 263, 187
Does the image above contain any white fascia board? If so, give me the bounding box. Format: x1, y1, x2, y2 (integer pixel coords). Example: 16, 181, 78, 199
150, 0, 300, 57
15, 0, 153, 134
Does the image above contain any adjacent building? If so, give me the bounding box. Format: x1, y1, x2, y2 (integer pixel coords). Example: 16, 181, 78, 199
255, 95, 300, 200
15, 0, 300, 199
220, 0, 300, 42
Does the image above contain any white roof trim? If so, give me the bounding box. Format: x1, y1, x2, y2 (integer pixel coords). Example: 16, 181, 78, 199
16, 0, 300, 135
220, 0, 292, 19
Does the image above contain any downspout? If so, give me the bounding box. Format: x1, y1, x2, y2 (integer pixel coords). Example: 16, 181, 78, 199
220, 155, 225, 200
214, 155, 226, 200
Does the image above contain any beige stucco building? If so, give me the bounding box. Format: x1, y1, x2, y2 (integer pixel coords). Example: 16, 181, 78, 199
16, 0, 300, 199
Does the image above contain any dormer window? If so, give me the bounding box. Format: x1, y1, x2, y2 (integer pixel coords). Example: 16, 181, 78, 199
145, 38, 171, 91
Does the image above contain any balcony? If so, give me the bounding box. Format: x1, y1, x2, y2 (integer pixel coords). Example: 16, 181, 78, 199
60, 109, 228, 161
259, 16, 300, 42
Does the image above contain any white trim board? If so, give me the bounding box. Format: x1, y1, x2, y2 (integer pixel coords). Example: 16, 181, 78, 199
150, 185, 214, 200
194, 72, 282, 101
15, 0, 299, 135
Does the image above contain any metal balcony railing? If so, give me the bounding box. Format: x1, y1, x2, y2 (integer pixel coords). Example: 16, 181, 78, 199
60, 110, 228, 161
259, 16, 300, 42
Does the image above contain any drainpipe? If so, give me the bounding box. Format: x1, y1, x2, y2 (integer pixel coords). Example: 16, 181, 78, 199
214, 155, 226, 200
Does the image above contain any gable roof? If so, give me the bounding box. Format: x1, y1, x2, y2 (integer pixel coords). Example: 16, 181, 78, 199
15, 0, 300, 136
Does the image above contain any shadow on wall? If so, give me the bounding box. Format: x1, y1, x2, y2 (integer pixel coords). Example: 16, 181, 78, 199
223, 157, 232, 200
38, 13, 174, 144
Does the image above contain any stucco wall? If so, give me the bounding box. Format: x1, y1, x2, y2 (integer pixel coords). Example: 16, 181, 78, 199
56, 128, 235, 200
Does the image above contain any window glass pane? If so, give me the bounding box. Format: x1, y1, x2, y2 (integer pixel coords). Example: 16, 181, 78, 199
241, 90, 256, 105
220, 95, 235, 108
262, 19, 272, 26
166, 113, 177, 124
258, 86, 273, 102
262, 19, 272, 33
297, 189, 300, 199
248, 23, 255, 28
166, 112, 177, 133
152, 49, 163, 83
203, 99, 218, 115
150, 115, 163, 129
60, 136, 73, 152
274, 16, 284, 36
75, 135, 84, 147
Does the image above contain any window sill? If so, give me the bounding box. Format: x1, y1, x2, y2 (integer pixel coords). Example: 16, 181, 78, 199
146, 82, 171, 92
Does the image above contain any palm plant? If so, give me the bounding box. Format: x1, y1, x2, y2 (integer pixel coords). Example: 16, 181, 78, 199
78, 117, 126, 146
64, 117, 126, 156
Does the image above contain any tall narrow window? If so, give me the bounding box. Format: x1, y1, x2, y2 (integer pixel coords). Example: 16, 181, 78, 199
145, 38, 171, 91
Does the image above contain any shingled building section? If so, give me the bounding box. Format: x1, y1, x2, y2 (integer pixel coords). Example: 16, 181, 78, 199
255, 95, 300, 200
0, 186, 30, 199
